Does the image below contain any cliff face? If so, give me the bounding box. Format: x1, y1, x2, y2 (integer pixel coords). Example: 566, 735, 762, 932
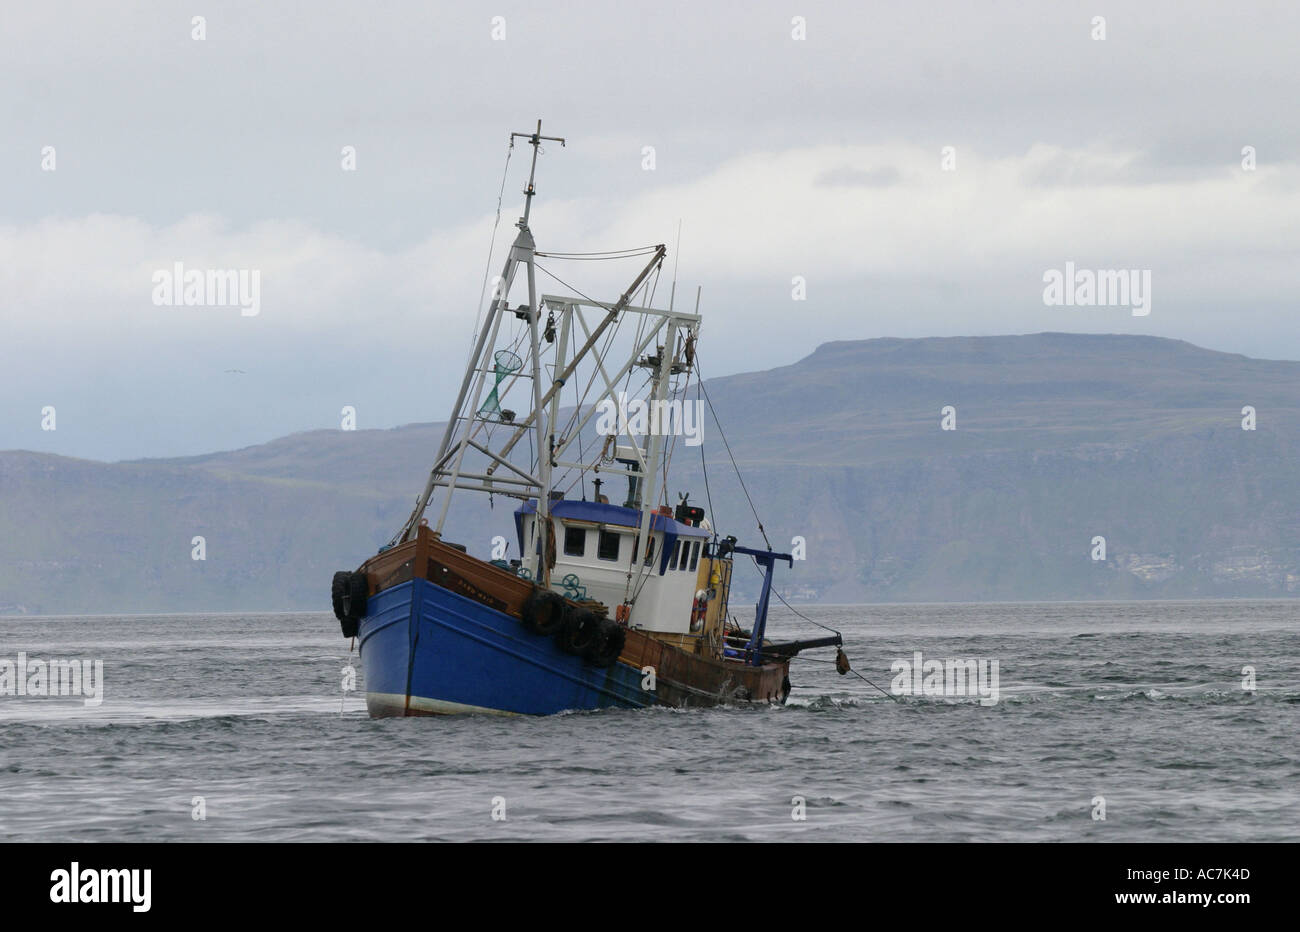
3, 333, 1298, 613
685, 333, 1300, 602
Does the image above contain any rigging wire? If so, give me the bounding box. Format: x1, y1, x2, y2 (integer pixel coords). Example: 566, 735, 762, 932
401, 137, 516, 546
693, 355, 845, 644
536, 258, 654, 455
469, 137, 516, 352
533, 260, 659, 482
696, 360, 771, 551
697, 377, 719, 541
571, 323, 587, 500
660, 354, 690, 508
535, 245, 662, 260
533, 260, 650, 311
527, 259, 643, 503
538, 283, 632, 479
558, 321, 625, 456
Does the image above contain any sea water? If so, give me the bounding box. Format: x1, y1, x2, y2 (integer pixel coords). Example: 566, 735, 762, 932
1, 601, 1296, 841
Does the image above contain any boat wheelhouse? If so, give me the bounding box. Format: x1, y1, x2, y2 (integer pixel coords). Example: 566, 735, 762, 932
515, 497, 717, 638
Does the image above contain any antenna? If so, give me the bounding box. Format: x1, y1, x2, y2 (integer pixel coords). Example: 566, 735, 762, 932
510, 119, 566, 228
668, 219, 682, 311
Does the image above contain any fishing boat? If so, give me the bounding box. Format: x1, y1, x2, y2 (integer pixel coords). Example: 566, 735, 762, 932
331, 121, 843, 716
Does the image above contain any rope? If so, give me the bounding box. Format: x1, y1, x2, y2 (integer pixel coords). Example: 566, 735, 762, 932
791, 655, 901, 702
745, 555, 842, 639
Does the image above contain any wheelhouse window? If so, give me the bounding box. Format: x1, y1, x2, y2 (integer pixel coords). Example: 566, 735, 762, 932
643, 537, 656, 567
669, 539, 682, 571
563, 526, 587, 557
689, 540, 701, 571
597, 530, 620, 561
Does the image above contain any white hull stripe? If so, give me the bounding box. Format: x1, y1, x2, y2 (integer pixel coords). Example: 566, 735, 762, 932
367, 691, 521, 717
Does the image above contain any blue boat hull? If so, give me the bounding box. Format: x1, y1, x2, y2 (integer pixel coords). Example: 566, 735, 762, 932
357, 576, 652, 716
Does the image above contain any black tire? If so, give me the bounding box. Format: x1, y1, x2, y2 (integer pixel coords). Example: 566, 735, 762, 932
522, 590, 566, 636
331, 572, 349, 619
332, 570, 366, 638
583, 620, 626, 668
555, 608, 601, 655
348, 572, 368, 616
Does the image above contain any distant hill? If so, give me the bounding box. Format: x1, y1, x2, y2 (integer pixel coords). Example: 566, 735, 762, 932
3, 333, 1298, 613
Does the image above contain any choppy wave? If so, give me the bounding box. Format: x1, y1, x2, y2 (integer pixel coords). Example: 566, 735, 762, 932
1, 603, 1298, 841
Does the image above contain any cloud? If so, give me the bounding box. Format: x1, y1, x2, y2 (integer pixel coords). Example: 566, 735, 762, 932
5, 141, 1299, 331
814, 165, 903, 188
4, 140, 1299, 458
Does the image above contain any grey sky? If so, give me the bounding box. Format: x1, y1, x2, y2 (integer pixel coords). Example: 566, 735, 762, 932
3, 1, 1298, 460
